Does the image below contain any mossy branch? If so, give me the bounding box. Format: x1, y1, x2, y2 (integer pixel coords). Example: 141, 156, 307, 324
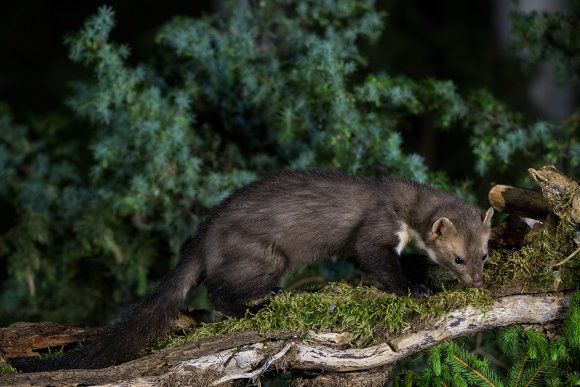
0, 292, 572, 386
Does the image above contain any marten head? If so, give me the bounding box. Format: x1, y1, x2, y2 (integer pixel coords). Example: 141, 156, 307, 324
426, 207, 494, 288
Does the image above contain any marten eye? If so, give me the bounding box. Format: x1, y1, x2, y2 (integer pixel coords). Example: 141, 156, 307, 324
482, 254, 489, 262
454, 256, 464, 265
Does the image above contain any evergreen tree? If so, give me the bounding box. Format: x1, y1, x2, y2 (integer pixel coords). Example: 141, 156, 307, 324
394, 292, 580, 386
0, 0, 578, 382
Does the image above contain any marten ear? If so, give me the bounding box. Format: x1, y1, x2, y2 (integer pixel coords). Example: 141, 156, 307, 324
482, 207, 494, 226
431, 217, 455, 239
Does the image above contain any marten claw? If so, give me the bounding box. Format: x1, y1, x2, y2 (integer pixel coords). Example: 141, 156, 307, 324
412, 284, 433, 298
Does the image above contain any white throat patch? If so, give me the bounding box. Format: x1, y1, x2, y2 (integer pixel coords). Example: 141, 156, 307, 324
394, 222, 438, 263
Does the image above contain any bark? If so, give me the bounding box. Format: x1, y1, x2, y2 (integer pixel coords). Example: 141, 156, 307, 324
528, 165, 580, 223
0, 322, 96, 359
488, 166, 580, 223
488, 185, 551, 220
0, 292, 571, 387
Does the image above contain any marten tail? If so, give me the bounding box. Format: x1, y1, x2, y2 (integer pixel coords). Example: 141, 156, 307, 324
11, 245, 203, 372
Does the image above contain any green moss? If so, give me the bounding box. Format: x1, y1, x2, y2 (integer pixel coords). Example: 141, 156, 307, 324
36, 347, 66, 361
484, 178, 580, 291
485, 199, 579, 292
0, 348, 66, 376
0, 362, 18, 376
159, 282, 493, 351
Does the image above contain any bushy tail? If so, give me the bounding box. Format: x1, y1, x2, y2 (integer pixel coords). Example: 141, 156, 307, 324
11, 246, 203, 372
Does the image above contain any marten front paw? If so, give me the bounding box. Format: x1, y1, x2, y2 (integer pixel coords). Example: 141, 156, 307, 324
411, 284, 433, 298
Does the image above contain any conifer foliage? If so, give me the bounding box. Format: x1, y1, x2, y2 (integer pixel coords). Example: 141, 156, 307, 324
1, 0, 426, 324
394, 292, 580, 386
0, 1, 579, 381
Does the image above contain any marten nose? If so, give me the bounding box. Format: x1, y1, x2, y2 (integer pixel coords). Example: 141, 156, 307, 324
472, 280, 483, 288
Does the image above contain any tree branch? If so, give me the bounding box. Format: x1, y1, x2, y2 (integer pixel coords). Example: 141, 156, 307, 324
1, 291, 571, 386
488, 184, 551, 220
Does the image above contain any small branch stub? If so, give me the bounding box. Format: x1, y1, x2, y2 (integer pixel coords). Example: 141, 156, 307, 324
488, 184, 551, 220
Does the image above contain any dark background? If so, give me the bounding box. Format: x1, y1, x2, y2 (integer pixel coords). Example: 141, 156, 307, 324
0, 1, 532, 176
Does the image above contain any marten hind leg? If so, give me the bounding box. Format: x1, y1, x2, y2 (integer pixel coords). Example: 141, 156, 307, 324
205, 239, 288, 317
